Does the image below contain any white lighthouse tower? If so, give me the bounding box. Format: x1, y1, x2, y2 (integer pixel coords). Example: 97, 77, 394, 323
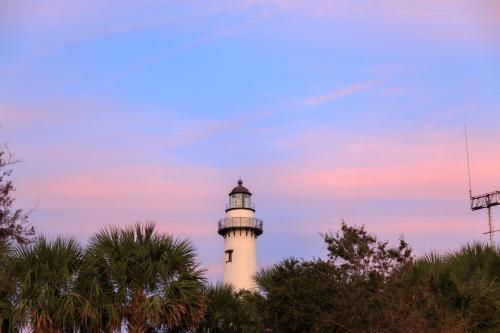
217, 179, 263, 290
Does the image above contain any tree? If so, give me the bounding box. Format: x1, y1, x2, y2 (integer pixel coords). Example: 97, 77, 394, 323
323, 222, 412, 280
80, 223, 206, 333
0, 239, 14, 332
254, 222, 461, 332
0, 147, 34, 244
9, 236, 83, 332
255, 257, 341, 332
198, 283, 256, 333
414, 243, 500, 332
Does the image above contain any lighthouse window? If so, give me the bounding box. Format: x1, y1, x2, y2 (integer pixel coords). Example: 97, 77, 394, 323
243, 194, 251, 207
225, 249, 233, 262
235, 194, 243, 207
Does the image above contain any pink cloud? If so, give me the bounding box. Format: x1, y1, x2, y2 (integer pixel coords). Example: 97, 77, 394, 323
242, 0, 500, 43
6, 98, 499, 271
48, 166, 217, 207
4, 0, 499, 47
2, 1, 157, 26
13, 160, 233, 281
0, 102, 82, 126
257, 128, 500, 202
20, 164, 222, 209
0, 100, 125, 130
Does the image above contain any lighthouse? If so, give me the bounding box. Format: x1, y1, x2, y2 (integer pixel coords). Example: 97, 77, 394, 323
217, 179, 263, 290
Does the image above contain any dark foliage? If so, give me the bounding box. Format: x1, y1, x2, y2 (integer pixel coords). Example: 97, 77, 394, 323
9, 236, 83, 332
413, 243, 500, 332
0, 239, 14, 332
198, 283, 257, 333
253, 222, 464, 333
0, 148, 34, 244
78, 223, 206, 333
0, 223, 207, 333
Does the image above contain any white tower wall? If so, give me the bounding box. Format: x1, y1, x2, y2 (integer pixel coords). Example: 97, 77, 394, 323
227, 209, 254, 218
223, 220, 257, 290
218, 180, 262, 291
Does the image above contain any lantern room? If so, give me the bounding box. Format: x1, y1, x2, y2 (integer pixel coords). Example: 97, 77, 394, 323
226, 179, 255, 212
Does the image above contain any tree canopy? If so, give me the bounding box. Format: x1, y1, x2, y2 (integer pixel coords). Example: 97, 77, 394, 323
252, 222, 466, 333
1, 221, 500, 333
0, 148, 34, 244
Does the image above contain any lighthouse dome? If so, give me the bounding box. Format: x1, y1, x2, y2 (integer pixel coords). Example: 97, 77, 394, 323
229, 179, 252, 196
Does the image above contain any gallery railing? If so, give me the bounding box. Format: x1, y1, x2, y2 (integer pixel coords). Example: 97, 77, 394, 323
218, 217, 263, 236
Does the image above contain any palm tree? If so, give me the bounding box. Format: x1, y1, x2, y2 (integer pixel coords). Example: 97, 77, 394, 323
199, 283, 238, 333
414, 243, 500, 332
74, 258, 120, 333
198, 283, 257, 333
9, 236, 83, 332
81, 222, 206, 333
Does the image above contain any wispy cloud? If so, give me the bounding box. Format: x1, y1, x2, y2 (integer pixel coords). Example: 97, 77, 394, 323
106, 13, 270, 84
240, 0, 500, 44
4, 0, 499, 46
302, 81, 379, 106
165, 118, 245, 149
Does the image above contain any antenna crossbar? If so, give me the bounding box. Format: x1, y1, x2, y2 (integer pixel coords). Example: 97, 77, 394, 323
464, 125, 499, 247
483, 229, 500, 235
470, 191, 500, 210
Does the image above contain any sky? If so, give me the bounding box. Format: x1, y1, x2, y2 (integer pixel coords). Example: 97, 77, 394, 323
1, 0, 500, 281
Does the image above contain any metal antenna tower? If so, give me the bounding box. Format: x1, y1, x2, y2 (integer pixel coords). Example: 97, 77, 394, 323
465, 125, 500, 247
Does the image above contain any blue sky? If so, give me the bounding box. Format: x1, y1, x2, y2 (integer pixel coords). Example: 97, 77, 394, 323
1, 0, 500, 280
